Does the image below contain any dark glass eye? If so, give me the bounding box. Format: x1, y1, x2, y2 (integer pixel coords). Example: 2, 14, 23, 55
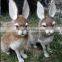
24, 24, 28, 27
16, 25, 19, 28
43, 25, 46, 27
25, 25, 28, 27
16, 25, 19, 29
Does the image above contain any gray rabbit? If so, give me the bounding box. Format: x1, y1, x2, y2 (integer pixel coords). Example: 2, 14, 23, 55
29, 0, 57, 57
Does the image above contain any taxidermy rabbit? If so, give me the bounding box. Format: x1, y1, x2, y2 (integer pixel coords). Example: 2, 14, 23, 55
29, 0, 57, 57
1, 0, 30, 62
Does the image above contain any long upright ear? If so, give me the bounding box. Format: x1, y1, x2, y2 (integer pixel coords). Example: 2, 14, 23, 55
9, 0, 18, 20
22, 0, 30, 19
49, 0, 56, 17
37, 1, 44, 20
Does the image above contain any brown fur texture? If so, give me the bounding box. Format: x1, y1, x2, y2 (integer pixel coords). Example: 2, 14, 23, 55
15, 15, 28, 26
1, 32, 28, 45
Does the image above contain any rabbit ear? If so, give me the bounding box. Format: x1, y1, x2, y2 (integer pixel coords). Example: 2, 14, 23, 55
22, 0, 30, 19
9, 0, 18, 20
49, 0, 56, 17
37, 1, 44, 20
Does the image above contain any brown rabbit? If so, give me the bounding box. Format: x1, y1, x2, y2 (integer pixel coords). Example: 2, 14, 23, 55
1, 0, 30, 62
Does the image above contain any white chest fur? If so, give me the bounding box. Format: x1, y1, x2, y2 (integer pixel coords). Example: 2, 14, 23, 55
10, 40, 25, 50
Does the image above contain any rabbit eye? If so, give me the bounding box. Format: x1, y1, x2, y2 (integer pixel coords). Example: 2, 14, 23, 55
42, 22, 46, 27
42, 23, 46, 27
43, 25, 46, 27
16, 25, 19, 28
16, 25, 19, 30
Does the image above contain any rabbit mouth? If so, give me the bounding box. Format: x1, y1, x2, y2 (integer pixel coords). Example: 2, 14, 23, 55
44, 33, 54, 37
40, 32, 54, 37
